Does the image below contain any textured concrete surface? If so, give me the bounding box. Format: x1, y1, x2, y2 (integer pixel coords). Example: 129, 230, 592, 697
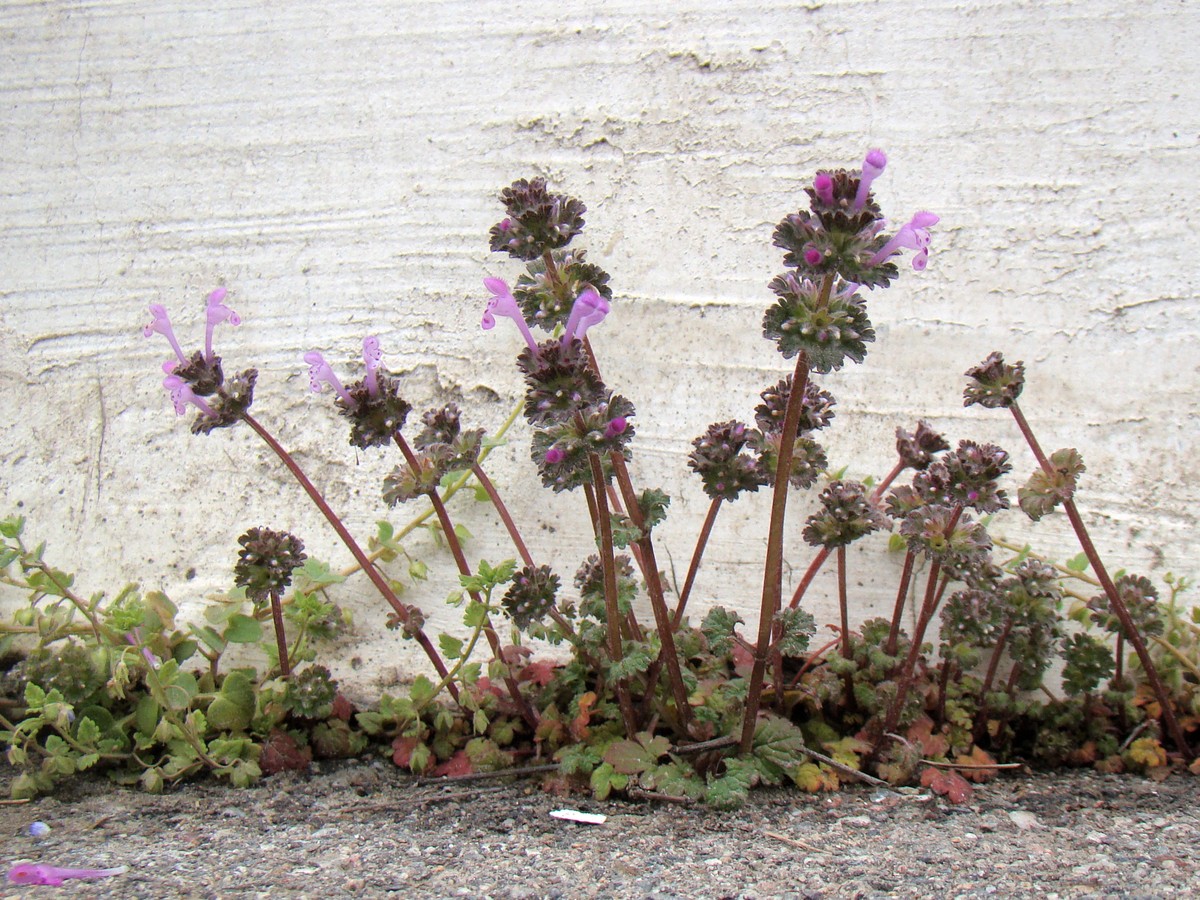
2, 1, 1197, 691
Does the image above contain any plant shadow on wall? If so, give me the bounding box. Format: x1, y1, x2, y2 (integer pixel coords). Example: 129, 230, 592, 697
2, 153, 1198, 808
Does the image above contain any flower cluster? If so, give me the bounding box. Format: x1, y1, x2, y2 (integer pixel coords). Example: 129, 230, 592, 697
488, 177, 586, 261
143, 287, 256, 433
305, 335, 412, 449
964, 352, 1025, 409
382, 404, 484, 506
764, 150, 938, 372
233, 527, 308, 604
482, 179, 632, 493
688, 421, 766, 502
501, 565, 561, 630
802, 480, 889, 548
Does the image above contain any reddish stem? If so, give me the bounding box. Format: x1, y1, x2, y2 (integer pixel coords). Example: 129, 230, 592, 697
672, 496, 723, 627
587, 452, 640, 736
739, 344, 813, 755
393, 433, 537, 728
268, 592, 292, 678
884, 551, 917, 657
788, 546, 832, 609
239, 413, 456, 701
1009, 401, 1191, 758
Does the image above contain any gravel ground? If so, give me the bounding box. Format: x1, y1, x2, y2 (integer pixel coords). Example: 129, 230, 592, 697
1, 761, 1197, 899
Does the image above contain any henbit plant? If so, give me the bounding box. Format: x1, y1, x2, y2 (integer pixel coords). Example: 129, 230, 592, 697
2, 153, 1197, 806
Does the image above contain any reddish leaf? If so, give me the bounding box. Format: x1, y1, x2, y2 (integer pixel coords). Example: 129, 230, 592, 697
906, 717, 949, 759
920, 766, 974, 803
731, 642, 755, 677
953, 746, 999, 783
570, 691, 597, 742
391, 736, 421, 768
519, 660, 557, 687
330, 694, 354, 722
432, 749, 474, 777
260, 729, 313, 775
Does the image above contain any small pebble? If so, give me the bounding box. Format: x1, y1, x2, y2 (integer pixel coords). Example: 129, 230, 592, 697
27, 821, 51, 838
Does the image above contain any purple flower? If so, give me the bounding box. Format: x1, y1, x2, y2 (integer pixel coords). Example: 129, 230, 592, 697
603, 416, 627, 440
853, 149, 887, 212
868, 211, 940, 270
545, 446, 565, 465
803, 247, 823, 267
813, 173, 835, 206
162, 374, 216, 417
362, 335, 383, 398
143, 304, 188, 366
204, 287, 240, 362
303, 351, 355, 406
481, 277, 538, 353
562, 288, 609, 346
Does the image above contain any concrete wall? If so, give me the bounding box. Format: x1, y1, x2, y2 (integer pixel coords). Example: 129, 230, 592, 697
2, 0, 1197, 692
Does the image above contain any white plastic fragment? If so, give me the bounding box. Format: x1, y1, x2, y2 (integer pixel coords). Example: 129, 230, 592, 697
550, 809, 607, 825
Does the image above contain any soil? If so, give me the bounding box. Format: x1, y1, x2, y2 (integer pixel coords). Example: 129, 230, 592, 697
1, 761, 1196, 899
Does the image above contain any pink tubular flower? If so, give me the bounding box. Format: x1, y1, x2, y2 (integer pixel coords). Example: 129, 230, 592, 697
144, 304, 188, 366
362, 335, 383, 398
853, 148, 887, 212
562, 288, 610, 346
304, 351, 355, 405
162, 374, 216, 418
204, 287, 240, 362
481, 277, 538, 354
868, 211, 940, 270
603, 416, 627, 440
813, 172, 835, 206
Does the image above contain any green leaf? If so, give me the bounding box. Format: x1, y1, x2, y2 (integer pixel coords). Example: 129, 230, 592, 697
1066, 552, 1091, 573
438, 634, 465, 660
609, 645, 653, 681
701, 606, 744, 656
463, 600, 489, 628
473, 709, 489, 735
163, 667, 199, 711
409, 559, 429, 581
191, 625, 227, 654
207, 671, 255, 732
135, 695, 161, 736
604, 732, 671, 775
0, 515, 25, 539
23, 682, 46, 709
408, 675, 436, 706
589, 762, 628, 800
74, 716, 101, 745
223, 614, 262, 644
293, 558, 347, 590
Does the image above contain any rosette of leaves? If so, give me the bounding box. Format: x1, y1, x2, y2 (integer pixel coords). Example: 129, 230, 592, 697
755, 376, 837, 435
1086, 574, 1163, 640
12, 642, 107, 707
802, 480, 889, 548
1018, 448, 1085, 521
999, 561, 1064, 689
413, 404, 485, 475
773, 169, 897, 288
898, 505, 992, 576
529, 395, 636, 492
517, 340, 608, 426
1060, 633, 1116, 696
575, 554, 637, 620
688, 420, 766, 501
382, 446, 452, 505
501, 565, 561, 631
963, 352, 1025, 409
283, 664, 338, 720
939, 588, 1004, 671
513, 248, 613, 333
763, 273, 875, 373
912, 441, 1012, 514
337, 372, 412, 450
752, 431, 828, 490
488, 177, 586, 261
895, 421, 949, 471
233, 527, 307, 604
